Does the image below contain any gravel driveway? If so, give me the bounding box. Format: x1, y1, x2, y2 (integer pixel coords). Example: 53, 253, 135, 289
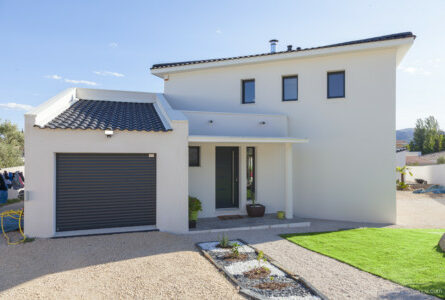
0, 232, 243, 299
0, 192, 442, 299
396, 191, 445, 228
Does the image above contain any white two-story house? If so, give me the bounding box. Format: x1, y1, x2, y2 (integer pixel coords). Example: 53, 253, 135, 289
24, 32, 415, 237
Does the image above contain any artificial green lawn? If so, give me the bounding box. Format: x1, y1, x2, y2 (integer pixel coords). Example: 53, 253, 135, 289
282, 228, 445, 299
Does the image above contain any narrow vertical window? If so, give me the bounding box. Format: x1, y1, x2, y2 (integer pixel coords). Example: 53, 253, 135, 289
189, 146, 200, 167
242, 79, 255, 104
327, 71, 345, 98
246, 147, 255, 201
282, 76, 298, 101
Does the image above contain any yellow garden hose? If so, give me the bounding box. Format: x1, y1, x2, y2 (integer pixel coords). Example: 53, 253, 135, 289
1, 209, 26, 245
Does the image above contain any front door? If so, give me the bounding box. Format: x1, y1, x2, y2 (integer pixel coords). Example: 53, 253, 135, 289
215, 147, 239, 208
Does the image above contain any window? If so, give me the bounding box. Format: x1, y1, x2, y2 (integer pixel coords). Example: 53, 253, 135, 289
242, 79, 255, 104
246, 147, 255, 201
327, 71, 345, 98
189, 146, 200, 167
282, 76, 298, 101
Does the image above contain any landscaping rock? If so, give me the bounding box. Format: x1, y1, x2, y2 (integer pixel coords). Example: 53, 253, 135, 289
439, 233, 445, 252
197, 240, 323, 299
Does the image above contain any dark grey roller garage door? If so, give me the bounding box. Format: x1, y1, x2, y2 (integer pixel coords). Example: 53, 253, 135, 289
56, 153, 156, 232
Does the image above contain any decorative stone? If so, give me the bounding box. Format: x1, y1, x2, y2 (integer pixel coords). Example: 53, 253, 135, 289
439, 233, 445, 252
197, 240, 323, 299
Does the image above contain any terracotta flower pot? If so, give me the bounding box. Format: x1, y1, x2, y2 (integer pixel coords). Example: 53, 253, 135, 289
246, 204, 265, 217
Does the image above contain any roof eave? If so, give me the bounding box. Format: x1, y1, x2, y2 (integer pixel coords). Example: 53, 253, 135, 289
151, 37, 415, 77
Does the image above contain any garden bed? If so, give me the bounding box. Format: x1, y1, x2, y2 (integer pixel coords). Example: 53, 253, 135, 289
197, 240, 325, 299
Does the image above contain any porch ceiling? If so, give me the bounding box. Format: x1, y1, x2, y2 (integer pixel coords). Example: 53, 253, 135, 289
188, 135, 308, 143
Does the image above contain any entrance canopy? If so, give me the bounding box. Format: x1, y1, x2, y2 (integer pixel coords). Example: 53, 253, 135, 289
188, 135, 308, 144
188, 135, 308, 221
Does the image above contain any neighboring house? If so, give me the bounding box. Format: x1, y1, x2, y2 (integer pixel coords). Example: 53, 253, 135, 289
24, 32, 415, 237
407, 151, 445, 166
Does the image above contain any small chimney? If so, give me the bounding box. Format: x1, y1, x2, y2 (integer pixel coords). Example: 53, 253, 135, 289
269, 39, 278, 53
287, 45, 292, 51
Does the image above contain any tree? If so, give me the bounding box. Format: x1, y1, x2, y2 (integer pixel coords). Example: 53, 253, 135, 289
409, 116, 445, 154
0, 120, 24, 168
396, 166, 413, 184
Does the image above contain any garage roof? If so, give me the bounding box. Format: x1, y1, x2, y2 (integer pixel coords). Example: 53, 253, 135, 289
39, 99, 170, 132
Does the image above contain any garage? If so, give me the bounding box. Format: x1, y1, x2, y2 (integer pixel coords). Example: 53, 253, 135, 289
56, 153, 156, 232
25, 89, 189, 237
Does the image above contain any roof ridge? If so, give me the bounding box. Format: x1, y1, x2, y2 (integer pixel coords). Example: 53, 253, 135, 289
151, 32, 415, 70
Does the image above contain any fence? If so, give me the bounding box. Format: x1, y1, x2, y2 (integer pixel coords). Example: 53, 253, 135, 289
406, 164, 445, 185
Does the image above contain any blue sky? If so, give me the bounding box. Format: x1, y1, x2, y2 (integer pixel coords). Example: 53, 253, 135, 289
0, 0, 444, 130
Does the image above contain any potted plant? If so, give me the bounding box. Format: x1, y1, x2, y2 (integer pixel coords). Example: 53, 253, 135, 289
189, 196, 202, 228
246, 193, 265, 217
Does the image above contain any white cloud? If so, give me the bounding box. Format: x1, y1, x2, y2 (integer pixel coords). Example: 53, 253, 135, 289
45, 74, 62, 80
93, 71, 124, 77
0, 102, 34, 111
45, 74, 98, 86
108, 42, 118, 48
216, 29, 222, 34
64, 79, 98, 86
399, 66, 432, 76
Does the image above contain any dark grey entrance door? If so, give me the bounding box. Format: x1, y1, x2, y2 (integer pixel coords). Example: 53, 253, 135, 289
55, 153, 156, 232
215, 147, 239, 208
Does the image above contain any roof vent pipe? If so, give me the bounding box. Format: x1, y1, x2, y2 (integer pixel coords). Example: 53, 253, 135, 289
269, 39, 278, 53
287, 45, 292, 51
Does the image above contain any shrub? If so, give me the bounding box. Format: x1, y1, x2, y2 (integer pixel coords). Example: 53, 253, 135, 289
437, 156, 445, 164
397, 181, 410, 191
188, 196, 202, 212
218, 233, 231, 248
231, 242, 240, 257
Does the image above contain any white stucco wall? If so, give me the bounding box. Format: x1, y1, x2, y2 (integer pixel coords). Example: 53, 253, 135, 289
406, 151, 421, 157
396, 150, 407, 181
406, 165, 445, 185
396, 151, 406, 168
183, 111, 288, 137
24, 116, 189, 238
165, 47, 401, 223
189, 143, 286, 218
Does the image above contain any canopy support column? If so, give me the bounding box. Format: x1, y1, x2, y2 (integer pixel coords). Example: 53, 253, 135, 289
285, 143, 293, 219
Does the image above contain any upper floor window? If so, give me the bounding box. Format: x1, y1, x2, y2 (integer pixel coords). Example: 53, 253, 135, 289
189, 146, 200, 167
242, 79, 255, 104
282, 76, 298, 101
327, 71, 345, 98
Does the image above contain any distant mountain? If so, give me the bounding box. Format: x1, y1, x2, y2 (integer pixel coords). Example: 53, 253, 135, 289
396, 128, 414, 142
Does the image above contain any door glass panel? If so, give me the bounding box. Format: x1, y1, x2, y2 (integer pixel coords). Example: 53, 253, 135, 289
247, 147, 255, 201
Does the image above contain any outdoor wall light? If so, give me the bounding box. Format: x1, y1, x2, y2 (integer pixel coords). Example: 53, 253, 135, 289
259, 121, 266, 125
105, 130, 114, 138
208, 120, 214, 124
